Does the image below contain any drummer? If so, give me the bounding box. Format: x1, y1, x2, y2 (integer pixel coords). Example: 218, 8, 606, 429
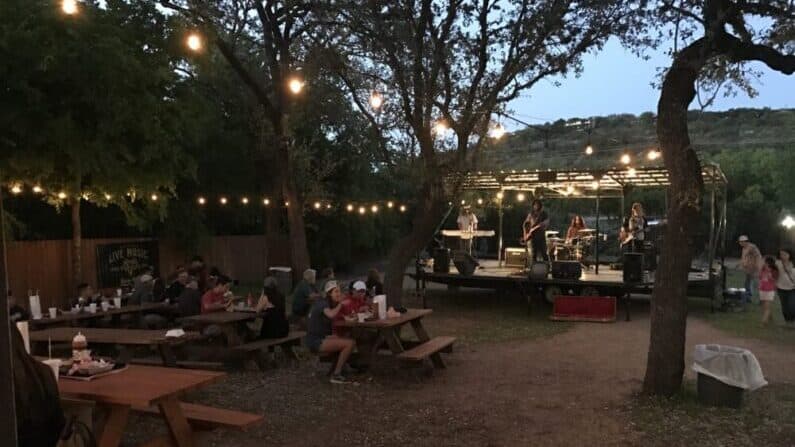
565, 215, 588, 243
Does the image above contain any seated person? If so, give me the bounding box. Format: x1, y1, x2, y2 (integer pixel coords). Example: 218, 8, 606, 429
71, 283, 97, 308
255, 277, 289, 339
565, 215, 587, 243
318, 267, 335, 295
291, 269, 320, 318
201, 275, 232, 314
365, 269, 384, 296
8, 291, 29, 323
333, 281, 371, 336
128, 274, 156, 305
306, 281, 356, 384
177, 278, 202, 318
165, 268, 189, 301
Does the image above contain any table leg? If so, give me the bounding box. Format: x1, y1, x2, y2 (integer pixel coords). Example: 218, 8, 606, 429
410, 318, 445, 369
382, 328, 405, 354
158, 344, 178, 367
158, 396, 194, 447
222, 325, 242, 346
96, 404, 130, 447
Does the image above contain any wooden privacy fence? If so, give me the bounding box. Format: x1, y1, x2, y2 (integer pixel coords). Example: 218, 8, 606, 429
7, 235, 291, 309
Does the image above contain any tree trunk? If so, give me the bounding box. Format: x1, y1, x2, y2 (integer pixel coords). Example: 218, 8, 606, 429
0, 179, 19, 446
71, 198, 82, 290
643, 40, 706, 396
383, 177, 447, 306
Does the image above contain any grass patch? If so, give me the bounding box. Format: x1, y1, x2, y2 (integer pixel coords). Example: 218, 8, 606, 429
628, 381, 795, 447
410, 287, 572, 345
691, 268, 795, 346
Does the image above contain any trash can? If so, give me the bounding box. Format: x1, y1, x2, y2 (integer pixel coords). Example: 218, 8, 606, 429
268, 266, 293, 296
692, 344, 767, 409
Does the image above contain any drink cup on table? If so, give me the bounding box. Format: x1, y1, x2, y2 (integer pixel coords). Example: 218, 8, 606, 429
48, 307, 57, 319
113, 297, 122, 308
101, 301, 110, 312
88, 303, 97, 314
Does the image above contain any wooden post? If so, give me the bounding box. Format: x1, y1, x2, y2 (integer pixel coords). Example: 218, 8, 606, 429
595, 186, 601, 275
497, 194, 504, 267
0, 176, 19, 446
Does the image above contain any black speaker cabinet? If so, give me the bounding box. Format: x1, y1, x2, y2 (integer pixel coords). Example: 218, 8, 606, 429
452, 250, 478, 276
623, 252, 644, 283
504, 247, 527, 268
551, 261, 583, 280
433, 248, 451, 273
642, 242, 657, 271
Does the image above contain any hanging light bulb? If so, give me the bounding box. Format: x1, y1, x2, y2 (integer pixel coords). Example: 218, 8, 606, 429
285, 201, 290, 207
516, 192, 526, 202
496, 191, 504, 200
346, 204, 354, 212
387, 201, 394, 209
358, 206, 366, 215
220, 197, 228, 205
57, 191, 67, 199
647, 149, 661, 161
241, 197, 249, 205
314, 201, 321, 209
620, 153, 631, 165
10, 184, 22, 195
198, 197, 206, 205
369, 91, 383, 109
627, 167, 637, 177
477, 198, 483, 205
186, 32, 203, 52
782, 215, 795, 229
371, 205, 379, 213
490, 124, 506, 140
150, 193, 158, 201
62, 0, 78, 15
566, 185, 575, 194
33, 185, 44, 194
460, 200, 466, 205
288, 77, 304, 94
326, 204, 332, 209
263, 198, 270, 206
432, 120, 448, 135
399, 205, 407, 212
585, 145, 594, 155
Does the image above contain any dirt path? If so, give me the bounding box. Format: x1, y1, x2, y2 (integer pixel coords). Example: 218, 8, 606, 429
126, 312, 795, 447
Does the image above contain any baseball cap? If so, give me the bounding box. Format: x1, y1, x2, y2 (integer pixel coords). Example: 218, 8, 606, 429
324, 280, 339, 294
738, 235, 749, 242
352, 281, 367, 291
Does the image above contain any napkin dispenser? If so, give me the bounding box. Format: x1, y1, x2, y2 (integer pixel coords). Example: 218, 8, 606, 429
373, 295, 387, 320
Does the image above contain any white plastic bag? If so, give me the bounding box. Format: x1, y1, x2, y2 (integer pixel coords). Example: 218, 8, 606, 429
373, 295, 387, 320
29, 294, 42, 320
692, 344, 767, 390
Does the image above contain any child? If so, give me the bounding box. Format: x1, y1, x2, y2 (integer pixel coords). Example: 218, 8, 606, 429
759, 256, 778, 324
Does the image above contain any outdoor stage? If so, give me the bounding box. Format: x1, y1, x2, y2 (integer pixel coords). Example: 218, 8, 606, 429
410, 259, 720, 321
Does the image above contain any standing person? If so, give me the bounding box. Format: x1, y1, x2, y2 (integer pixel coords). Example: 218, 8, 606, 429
187, 256, 209, 292
738, 235, 762, 305
291, 268, 320, 319
318, 267, 335, 295
627, 202, 646, 252
456, 205, 478, 254
365, 268, 384, 297
522, 199, 550, 263
775, 248, 795, 326
759, 256, 778, 324
305, 281, 356, 384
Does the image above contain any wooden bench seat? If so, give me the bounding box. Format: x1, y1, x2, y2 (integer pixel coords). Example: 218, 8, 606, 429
397, 336, 455, 368
132, 402, 263, 432
129, 357, 225, 371
232, 331, 305, 370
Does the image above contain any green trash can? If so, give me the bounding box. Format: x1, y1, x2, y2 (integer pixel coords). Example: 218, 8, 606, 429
697, 373, 744, 409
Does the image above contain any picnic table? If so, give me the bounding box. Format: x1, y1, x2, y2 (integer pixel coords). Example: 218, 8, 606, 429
28, 302, 174, 329
30, 327, 202, 367
58, 365, 225, 447
181, 311, 258, 346
334, 308, 455, 369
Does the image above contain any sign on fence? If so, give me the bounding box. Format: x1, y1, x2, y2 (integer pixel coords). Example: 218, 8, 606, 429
96, 241, 159, 289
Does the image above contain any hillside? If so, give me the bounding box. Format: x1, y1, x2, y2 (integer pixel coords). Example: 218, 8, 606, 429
483, 108, 795, 169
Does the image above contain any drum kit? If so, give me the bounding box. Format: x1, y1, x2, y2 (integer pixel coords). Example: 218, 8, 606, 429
548, 229, 598, 262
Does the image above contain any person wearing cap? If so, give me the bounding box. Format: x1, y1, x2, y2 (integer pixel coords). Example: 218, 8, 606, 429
739, 235, 763, 304
306, 280, 356, 384
201, 275, 232, 314
457, 205, 478, 254
332, 281, 371, 336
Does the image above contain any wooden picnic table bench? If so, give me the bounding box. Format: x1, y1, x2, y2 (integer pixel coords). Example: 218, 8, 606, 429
131, 401, 263, 432
28, 303, 174, 329
334, 308, 455, 369
58, 365, 230, 447
232, 331, 305, 370
30, 327, 202, 367
181, 311, 258, 346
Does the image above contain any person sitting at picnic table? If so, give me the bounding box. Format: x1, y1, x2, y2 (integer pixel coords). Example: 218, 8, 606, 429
332, 281, 371, 337
366, 268, 384, 297
291, 268, 320, 319
165, 268, 190, 301
177, 277, 202, 318
306, 280, 356, 384
71, 283, 97, 308
201, 275, 233, 314
318, 267, 335, 295
254, 277, 289, 339
8, 290, 29, 323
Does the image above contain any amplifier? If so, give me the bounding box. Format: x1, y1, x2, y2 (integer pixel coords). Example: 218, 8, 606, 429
504, 247, 527, 268
551, 261, 582, 280
452, 250, 478, 276
433, 248, 451, 273
528, 262, 549, 280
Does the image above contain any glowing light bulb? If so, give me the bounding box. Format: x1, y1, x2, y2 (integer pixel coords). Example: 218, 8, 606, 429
371, 205, 379, 213
10, 184, 22, 194
496, 192, 504, 200
490, 124, 506, 140
263, 198, 270, 206
346, 204, 354, 212
399, 205, 407, 212
33, 186, 43, 194
647, 150, 661, 161
285, 201, 289, 207
621, 153, 631, 165
387, 201, 394, 208
460, 200, 466, 205
477, 198, 483, 205
62, 0, 78, 15
566, 185, 574, 194
104, 193, 112, 200
369, 92, 383, 109
433, 120, 448, 135
358, 206, 366, 215
314, 202, 321, 209
517, 193, 526, 202
198, 197, 206, 205
288, 78, 303, 94
627, 167, 637, 177
782, 216, 795, 229
150, 194, 158, 201
585, 145, 594, 155
241, 197, 249, 205
220, 197, 228, 205
186, 33, 202, 51
57, 192, 67, 199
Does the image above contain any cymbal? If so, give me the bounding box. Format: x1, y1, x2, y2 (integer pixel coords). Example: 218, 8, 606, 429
548, 237, 566, 243
577, 229, 597, 234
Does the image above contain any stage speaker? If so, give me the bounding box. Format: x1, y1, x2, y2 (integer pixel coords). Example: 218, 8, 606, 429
504, 247, 527, 268
433, 248, 451, 273
528, 262, 549, 280
551, 261, 582, 280
642, 242, 657, 271
623, 252, 644, 283
453, 250, 478, 276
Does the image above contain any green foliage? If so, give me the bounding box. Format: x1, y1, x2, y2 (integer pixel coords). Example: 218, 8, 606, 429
0, 0, 195, 228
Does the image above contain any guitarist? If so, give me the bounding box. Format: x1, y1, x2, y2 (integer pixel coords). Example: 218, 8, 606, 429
522, 199, 550, 263
624, 202, 647, 252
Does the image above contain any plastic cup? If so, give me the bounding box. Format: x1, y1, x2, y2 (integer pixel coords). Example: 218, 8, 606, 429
113, 297, 122, 308
357, 313, 366, 323
42, 359, 61, 382
48, 308, 57, 319
116, 288, 122, 297
101, 301, 110, 312
88, 303, 97, 314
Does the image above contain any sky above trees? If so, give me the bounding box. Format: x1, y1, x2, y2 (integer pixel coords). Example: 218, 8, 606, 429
508, 38, 794, 125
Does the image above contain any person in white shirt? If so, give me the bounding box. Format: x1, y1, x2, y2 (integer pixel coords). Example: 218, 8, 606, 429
775, 248, 795, 325
456, 206, 478, 254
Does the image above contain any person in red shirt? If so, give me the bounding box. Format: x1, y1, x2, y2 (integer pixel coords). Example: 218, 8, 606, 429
201, 276, 231, 314
333, 281, 370, 336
